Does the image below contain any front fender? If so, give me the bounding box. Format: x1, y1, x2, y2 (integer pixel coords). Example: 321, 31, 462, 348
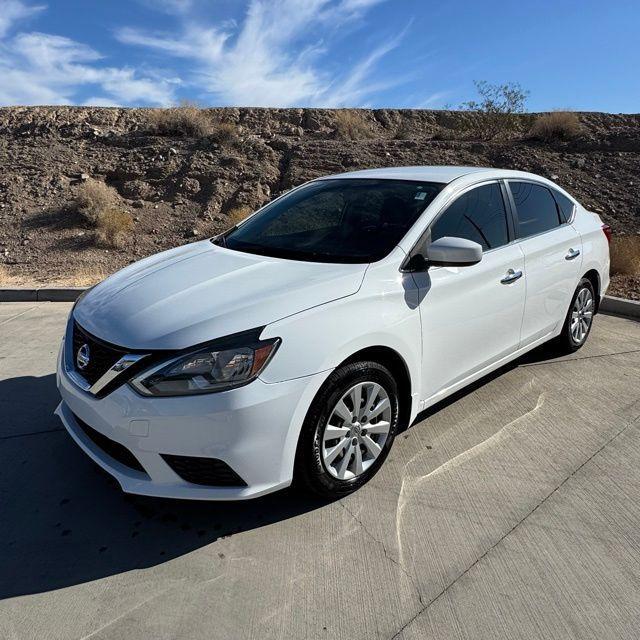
259, 258, 423, 421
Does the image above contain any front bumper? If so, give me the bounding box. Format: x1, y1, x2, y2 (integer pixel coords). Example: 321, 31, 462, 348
56, 343, 329, 500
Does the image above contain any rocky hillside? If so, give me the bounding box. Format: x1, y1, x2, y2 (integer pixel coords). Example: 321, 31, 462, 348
0, 106, 638, 296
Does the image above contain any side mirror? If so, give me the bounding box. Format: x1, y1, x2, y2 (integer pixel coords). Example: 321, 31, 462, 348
425, 236, 483, 267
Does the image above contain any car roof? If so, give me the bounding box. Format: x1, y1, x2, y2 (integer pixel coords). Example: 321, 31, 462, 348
317, 165, 546, 185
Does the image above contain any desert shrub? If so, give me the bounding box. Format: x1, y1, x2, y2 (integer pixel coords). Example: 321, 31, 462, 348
148, 101, 213, 137
76, 179, 118, 224
333, 110, 374, 140
95, 209, 134, 248
459, 80, 529, 139
394, 120, 413, 140
610, 235, 640, 276
0, 264, 20, 285
431, 125, 462, 141
75, 178, 133, 248
529, 111, 582, 141
69, 267, 108, 286
212, 121, 239, 146
227, 205, 253, 226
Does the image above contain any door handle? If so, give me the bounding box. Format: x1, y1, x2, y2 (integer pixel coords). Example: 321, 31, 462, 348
565, 248, 581, 260
501, 269, 523, 284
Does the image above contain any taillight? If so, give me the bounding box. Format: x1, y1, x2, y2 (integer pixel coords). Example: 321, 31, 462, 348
602, 224, 612, 244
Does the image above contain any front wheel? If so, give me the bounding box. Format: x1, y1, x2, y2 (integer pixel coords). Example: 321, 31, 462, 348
295, 361, 400, 498
555, 278, 596, 353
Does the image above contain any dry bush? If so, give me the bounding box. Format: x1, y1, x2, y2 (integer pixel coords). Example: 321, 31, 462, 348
431, 125, 462, 141
610, 235, 640, 276
76, 179, 118, 224
227, 205, 253, 226
394, 120, 413, 140
333, 110, 375, 140
148, 101, 213, 137
69, 267, 109, 287
75, 178, 133, 249
529, 111, 582, 141
95, 209, 134, 248
212, 121, 239, 146
0, 264, 22, 285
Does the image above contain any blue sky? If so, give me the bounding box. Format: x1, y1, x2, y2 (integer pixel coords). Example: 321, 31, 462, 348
0, 0, 637, 111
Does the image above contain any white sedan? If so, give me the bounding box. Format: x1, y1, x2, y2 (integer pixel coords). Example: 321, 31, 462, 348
56, 166, 610, 500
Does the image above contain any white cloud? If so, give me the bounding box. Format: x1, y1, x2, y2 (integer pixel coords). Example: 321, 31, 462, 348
118, 25, 227, 60
331, 0, 388, 21
0, 2, 177, 105
11, 32, 102, 69
320, 27, 406, 107
198, 0, 330, 106
417, 91, 450, 109
0, 0, 420, 107
140, 0, 194, 15
82, 96, 122, 107
337, 0, 386, 11
117, 0, 407, 107
0, 0, 44, 37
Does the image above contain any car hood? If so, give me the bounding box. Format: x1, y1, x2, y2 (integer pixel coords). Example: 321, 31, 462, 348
73, 240, 368, 350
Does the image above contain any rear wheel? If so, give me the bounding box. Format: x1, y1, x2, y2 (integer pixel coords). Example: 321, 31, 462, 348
295, 361, 399, 498
555, 278, 595, 353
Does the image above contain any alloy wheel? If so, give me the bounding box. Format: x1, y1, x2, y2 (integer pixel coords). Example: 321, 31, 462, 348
321, 381, 392, 480
570, 287, 594, 344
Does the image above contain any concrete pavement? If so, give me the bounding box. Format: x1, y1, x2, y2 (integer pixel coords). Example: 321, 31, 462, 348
1, 302, 639, 639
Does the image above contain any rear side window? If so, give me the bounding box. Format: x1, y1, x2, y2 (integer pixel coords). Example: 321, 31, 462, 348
430, 183, 509, 250
510, 182, 561, 238
551, 188, 575, 222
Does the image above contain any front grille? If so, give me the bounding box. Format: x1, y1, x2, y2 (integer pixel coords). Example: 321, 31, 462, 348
72, 322, 127, 386
161, 454, 247, 487
73, 413, 147, 474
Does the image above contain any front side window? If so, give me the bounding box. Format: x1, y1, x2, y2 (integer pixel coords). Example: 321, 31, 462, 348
219, 179, 444, 263
430, 182, 509, 250
510, 181, 561, 238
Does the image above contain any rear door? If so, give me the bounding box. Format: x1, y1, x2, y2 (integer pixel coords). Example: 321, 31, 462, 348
506, 181, 582, 347
412, 181, 526, 403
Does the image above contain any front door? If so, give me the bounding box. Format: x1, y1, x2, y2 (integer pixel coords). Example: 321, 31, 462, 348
411, 182, 526, 403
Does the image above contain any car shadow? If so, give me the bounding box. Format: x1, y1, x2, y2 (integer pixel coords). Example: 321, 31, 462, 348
1, 339, 564, 600
0, 373, 333, 600
404, 339, 564, 430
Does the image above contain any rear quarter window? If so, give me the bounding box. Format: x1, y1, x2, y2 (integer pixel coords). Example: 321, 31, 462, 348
551, 188, 576, 222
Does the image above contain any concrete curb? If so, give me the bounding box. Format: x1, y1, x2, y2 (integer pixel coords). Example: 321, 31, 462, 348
1, 288, 639, 319
0, 288, 85, 302
600, 295, 640, 320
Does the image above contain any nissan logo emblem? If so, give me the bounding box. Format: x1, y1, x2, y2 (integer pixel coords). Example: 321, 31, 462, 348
76, 343, 91, 371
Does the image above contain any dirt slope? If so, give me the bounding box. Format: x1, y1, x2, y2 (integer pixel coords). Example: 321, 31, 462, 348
0, 107, 638, 296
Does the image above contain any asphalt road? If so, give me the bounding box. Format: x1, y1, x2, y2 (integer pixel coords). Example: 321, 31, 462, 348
1, 302, 640, 640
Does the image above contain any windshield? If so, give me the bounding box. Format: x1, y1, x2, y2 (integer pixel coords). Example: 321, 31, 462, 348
217, 178, 444, 263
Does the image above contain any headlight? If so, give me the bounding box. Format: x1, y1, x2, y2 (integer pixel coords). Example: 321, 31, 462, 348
130, 336, 280, 397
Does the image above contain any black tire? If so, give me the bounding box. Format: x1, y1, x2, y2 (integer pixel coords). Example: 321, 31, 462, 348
554, 277, 596, 354
294, 361, 400, 499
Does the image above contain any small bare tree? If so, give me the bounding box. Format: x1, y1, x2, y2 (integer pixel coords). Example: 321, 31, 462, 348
459, 80, 529, 139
